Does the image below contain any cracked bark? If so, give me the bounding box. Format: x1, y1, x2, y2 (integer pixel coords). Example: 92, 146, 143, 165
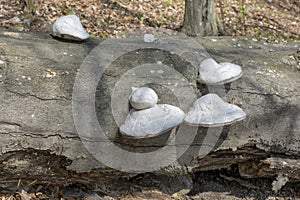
5, 87, 70, 101
183, 0, 222, 36
0, 32, 299, 188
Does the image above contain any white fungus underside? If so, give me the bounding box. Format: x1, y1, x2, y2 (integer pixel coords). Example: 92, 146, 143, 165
184, 94, 246, 127
120, 104, 185, 138
198, 58, 243, 85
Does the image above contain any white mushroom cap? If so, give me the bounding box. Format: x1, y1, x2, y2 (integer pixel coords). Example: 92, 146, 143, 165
52, 15, 89, 41
198, 58, 243, 85
184, 94, 246, 127
130, 87, 158, 110
120, 104, 185, 138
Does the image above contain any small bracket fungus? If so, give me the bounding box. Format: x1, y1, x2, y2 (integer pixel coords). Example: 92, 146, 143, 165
52, 15, 89, 41
129, 87, 158, 110
143, 34, 158, 43
120, 104, 185, 138
198, 58, 243, 85
184, 94, 246, 127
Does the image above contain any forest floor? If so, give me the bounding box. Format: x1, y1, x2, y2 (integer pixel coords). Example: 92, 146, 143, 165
0, 0, 299, 41
1, 171, 300, 200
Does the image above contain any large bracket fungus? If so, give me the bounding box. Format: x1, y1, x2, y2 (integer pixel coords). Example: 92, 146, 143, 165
120, 87, 185, 138
52, 14, 89, 41
198, 57, 243, 85
117, 36, 247, 139
188, 57, 246, 127
184, 93, 246, 127
120, 104, 185, 138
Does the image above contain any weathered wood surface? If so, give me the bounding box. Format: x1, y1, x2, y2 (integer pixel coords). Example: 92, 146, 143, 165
0, 31, 299, 184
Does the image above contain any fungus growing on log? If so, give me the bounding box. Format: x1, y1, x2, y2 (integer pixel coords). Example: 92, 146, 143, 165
120, 104, 185, 138
198, 58, 243, 85
129, 87, 158, 110
120, 87, 184, 138
184, 93, 246, 127
52, 14, 89, 41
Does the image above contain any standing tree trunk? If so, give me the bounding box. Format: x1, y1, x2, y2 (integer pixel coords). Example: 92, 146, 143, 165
183, 0, 221, 36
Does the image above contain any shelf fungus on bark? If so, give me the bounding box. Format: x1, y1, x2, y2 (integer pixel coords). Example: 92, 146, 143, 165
129, 87, 158, 110
52, 15, 89, 41
184, 94, 246, 127
120, 104, 185, 138
198, 58, 243, 85
143, 34, 159, 43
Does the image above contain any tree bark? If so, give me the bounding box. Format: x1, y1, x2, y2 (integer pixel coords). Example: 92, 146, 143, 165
183, 0, 220, 36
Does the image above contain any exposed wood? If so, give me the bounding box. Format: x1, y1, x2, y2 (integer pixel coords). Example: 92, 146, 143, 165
239, 157, 300, 181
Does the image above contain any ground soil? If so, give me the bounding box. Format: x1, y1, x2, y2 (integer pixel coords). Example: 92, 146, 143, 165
0, 0, 299, 41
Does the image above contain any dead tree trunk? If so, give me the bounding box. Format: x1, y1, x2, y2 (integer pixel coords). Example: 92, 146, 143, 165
0, 31, 299, 192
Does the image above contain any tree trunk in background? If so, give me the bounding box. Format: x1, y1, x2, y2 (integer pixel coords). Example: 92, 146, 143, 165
183, 0, 221, 36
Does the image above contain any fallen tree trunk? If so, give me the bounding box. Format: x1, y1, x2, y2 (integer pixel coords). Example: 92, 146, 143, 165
0, 31, 299, 191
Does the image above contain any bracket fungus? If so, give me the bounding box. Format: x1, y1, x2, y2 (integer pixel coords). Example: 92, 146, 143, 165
184, 94, 246, 127
52, 15, 89, 41
198, 58, 243, 85
129, 87, 158, 110
143, 34, 159, 43
120, 104, 185, 138
120, 86, 184, 138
